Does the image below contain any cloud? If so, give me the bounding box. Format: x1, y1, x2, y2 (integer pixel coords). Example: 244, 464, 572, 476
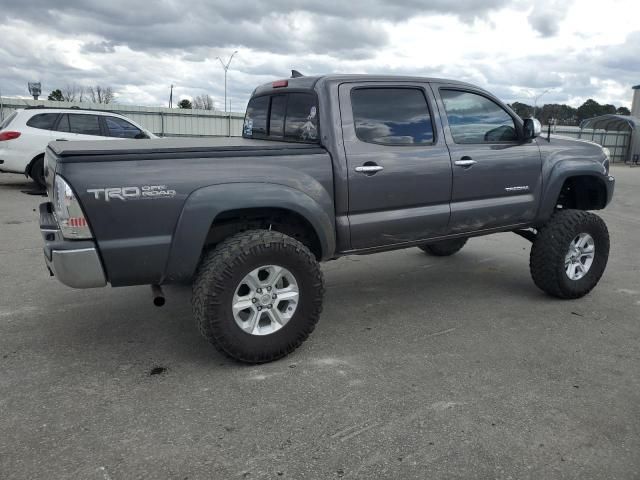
0, 0, 637, 111
0, 0, 509, 57
527, 0, 573, 37
81, 41, 116, 54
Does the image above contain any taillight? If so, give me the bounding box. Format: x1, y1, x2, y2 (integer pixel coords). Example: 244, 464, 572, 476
53, 175, 93, 239
272, 80, 288, 88
0, 131, 21, 141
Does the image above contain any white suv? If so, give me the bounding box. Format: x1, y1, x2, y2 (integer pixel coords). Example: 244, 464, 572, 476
0, 108, 155, 187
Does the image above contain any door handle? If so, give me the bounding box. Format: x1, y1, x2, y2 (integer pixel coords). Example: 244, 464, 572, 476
355, 165, 384, 174
454, 158, 477, 167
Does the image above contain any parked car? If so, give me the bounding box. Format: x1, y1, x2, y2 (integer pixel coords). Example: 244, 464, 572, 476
0, 107, 155, 187
39, 73, 615, 363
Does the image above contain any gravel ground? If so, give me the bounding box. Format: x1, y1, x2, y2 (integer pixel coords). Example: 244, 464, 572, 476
0, 165, 638, 479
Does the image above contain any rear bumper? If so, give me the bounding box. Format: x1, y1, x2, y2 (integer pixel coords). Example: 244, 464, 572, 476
40, 202, 106, 288
0, 147, 28, 173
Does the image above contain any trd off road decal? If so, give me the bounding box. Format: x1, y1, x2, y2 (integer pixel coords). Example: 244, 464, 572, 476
87, 185, 177, 201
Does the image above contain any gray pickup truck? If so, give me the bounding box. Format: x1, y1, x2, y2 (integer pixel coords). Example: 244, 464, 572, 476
40, 74, 615, 363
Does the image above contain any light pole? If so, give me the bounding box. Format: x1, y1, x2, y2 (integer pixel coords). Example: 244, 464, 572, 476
533, 88, 551, 118
216, 51, 238, 113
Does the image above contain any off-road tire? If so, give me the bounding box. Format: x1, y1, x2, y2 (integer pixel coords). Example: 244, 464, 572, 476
192, 230, 324, 363
530, 209, 609, 299
419, 238, 468, 256
29, 156, 45, 189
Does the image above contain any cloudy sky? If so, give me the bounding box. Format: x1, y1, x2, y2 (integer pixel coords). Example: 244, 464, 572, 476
1, 0, 638, 112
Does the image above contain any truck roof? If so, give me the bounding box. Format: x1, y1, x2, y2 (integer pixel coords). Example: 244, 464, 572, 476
252, 74, 481, 96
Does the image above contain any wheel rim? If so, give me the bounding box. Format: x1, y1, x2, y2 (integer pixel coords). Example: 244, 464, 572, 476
232, 265, 299, 336
564, 233, 595, 281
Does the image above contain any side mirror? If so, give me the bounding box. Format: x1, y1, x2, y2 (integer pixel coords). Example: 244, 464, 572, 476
523, 118, 542, 139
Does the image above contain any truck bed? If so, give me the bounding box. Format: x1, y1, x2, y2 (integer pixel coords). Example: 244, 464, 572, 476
45, 136, 335, 287
49, 137, 324, 161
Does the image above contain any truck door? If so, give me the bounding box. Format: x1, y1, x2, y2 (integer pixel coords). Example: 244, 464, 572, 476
431, 85, 542, 232
339, 82, 453, 250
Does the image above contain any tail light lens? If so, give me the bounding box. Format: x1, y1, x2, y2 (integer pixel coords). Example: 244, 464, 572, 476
53, 175, 93, 239
0, 131, 21, 141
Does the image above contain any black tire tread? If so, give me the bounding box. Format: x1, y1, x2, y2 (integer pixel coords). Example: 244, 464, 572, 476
530, 209, 609, 299
192, 229, 324, 363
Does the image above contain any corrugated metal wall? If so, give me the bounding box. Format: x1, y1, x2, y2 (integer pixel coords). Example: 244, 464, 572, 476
545, 125, 631, 163
0, 97, 244, 137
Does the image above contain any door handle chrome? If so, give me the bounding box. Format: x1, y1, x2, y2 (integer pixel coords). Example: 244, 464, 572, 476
355, 165, 384, 174
454, 159, 477, 167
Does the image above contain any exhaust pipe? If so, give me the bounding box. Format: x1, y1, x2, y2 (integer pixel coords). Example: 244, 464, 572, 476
151, 284, 165, 307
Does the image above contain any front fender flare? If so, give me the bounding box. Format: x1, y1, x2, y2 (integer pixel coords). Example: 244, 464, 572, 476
163, 183, 336, 283
537, 160, 613, 222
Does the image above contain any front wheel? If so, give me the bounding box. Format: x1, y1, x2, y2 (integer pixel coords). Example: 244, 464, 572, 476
530, 210, 609, 299
192, 230, 324, 363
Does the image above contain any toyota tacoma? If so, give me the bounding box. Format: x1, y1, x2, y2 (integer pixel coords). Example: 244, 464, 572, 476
39, 74, 615, 363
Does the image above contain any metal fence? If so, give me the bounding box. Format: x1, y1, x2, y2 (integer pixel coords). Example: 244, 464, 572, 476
0, 97, 245, 137
548, 126, 631, 163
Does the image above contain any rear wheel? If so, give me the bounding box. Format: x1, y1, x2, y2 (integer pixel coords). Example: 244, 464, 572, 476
530, 209, 609, 299
192, 230, 324, 363
29, 156, 45, 189
419, 238, 468, 256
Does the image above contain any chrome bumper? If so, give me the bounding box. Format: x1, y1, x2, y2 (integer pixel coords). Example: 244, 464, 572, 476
40, 203, 106, 289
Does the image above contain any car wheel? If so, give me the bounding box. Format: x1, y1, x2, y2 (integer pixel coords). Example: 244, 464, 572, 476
530, 209, 609, 299
29, 156, 46, 189
419, 238, 468, 256
192, 229, 324, 363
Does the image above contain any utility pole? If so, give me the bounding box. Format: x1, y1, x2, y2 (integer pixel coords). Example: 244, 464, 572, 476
533, 89, 551, 118
169, 84, 174, 108
216, 51, 238, 113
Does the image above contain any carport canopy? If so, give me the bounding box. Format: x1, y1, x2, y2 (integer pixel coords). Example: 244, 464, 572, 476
580, 114, 636, 132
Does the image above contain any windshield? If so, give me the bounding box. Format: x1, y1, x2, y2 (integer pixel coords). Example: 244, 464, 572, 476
0, 111, 18, 131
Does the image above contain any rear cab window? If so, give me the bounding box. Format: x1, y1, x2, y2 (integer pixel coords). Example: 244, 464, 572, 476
243, 92, 318, 143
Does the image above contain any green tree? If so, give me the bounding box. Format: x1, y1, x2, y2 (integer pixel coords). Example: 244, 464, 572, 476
47, 89, 64, 101
616, 106, 631, 116
576, 99, 603, 121
509, 102, 533, 118
178, 99, 192, 109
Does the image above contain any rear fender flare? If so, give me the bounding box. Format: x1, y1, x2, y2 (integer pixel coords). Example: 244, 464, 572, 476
163, 183, 335, 283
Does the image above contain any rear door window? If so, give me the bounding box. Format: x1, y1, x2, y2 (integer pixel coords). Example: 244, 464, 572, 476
54, 114, 70, 132
105, 116, 143, 138
351, 88, 434, 145
68, 114, 102, 136
26, 113, 59, 130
